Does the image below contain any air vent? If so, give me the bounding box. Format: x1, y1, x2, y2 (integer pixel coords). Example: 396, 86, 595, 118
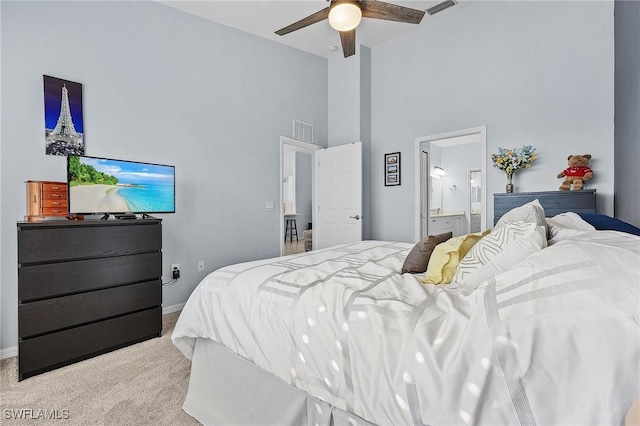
427, 0, 456, 15
293, 120, 314, 143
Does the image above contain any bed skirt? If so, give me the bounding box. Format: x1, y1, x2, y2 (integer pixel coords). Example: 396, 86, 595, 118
184, 338, 375, 426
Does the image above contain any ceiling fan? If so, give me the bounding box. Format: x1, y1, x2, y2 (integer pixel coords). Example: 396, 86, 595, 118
275, 0, 426, 58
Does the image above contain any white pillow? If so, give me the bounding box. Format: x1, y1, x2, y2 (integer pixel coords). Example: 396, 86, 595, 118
451, 221, 547, 291
494, 199, 547, 235
546, 212, 595, 231
546, 212, 595, 245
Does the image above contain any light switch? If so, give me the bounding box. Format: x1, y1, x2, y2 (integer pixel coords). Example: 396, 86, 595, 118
266, 201, 275, 211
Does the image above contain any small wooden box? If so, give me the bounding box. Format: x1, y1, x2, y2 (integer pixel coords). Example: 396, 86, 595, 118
25, 181, 68, 222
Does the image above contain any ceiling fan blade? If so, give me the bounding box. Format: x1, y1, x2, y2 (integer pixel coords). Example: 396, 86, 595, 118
340, 29, 356, 58
360, 1, 425, 24
275, 7, 330, 36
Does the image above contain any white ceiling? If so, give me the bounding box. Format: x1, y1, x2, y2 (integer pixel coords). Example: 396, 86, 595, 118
159, 1, 467, 58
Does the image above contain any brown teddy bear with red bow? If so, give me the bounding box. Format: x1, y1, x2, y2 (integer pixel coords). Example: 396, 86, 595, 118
558, 154, 593, 190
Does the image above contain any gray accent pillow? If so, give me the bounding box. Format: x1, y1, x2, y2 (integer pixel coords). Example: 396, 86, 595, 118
401, 232, 453, 274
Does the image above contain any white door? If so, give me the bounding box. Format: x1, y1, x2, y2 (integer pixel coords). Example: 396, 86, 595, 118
315, 142, 362, 250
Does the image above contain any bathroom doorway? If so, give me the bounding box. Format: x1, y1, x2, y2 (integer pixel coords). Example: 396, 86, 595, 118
414, 126, 487, 241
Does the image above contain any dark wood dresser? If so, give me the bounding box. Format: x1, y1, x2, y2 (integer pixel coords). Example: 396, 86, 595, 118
494, 189, 597, 224
17, 219, 163, 380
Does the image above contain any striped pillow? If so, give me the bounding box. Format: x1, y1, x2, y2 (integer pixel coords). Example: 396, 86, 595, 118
451, 221, 546, 291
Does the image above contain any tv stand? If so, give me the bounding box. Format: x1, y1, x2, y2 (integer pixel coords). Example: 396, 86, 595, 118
141, 213, 155, 219
101, 213, 110, 220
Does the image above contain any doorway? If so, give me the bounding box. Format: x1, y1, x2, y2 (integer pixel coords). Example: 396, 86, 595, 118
414, 126, 487, 241
280, 137, 321, 256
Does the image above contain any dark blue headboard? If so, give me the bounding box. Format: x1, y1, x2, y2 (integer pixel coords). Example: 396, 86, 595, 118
493, 189, 596, 224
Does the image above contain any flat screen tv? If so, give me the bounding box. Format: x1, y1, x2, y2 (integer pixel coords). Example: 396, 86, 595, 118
67, 155, 175, 216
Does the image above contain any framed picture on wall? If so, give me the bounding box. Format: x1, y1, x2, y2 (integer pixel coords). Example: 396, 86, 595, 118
44, 75, 85, 156
385, 152, 400, 186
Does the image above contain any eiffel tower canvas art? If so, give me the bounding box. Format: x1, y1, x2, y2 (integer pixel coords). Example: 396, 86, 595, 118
44, 75, 84, 156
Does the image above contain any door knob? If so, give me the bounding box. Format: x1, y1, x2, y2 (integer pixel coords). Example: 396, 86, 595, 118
349, 215, 361, 220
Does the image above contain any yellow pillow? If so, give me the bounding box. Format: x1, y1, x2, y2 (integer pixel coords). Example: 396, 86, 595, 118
422, 230, 489, 285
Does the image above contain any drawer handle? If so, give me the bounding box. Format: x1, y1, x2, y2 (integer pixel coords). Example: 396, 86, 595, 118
51, 210, 62, 213
52, 201, 62, 205
51, 186, 61, 190
52, 193, 62, 197
32, 195, 37, 204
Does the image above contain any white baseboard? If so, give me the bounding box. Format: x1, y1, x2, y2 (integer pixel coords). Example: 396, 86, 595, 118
162, 302, 185, 315
1, 346, 18, 360
0, 305, 184, 360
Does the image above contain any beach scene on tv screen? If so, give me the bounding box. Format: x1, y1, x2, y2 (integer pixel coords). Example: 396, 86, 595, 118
69, 156, 175, 214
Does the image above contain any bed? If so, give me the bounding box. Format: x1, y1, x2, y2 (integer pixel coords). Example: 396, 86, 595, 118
172, 200, 640, 425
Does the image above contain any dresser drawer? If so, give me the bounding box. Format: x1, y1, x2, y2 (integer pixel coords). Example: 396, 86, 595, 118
19, 307, 161, 379
19, 252, 161, 302
41, 191, 67, 200
18, 222, 162, 264
19, 280, 161, 338
43, 199, 67, 208
42, 183, 66, 192
42, 207, 67, 215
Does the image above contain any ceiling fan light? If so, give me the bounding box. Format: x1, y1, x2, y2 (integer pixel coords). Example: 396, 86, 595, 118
328, 3, 362, 32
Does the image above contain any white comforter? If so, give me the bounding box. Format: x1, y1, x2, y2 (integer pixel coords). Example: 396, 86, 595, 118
173, 233, 640, 425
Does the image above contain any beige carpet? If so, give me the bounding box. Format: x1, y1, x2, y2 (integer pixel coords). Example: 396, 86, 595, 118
0, 312, 201, 425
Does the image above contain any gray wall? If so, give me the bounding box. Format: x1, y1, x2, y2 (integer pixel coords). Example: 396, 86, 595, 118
327, 46, 372, 240
370, 1, 615, 242
0, 1, 328, 352
328, 55, 360, 144
614, 0, 640, 227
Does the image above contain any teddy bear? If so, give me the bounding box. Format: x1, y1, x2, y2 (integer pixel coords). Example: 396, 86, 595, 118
557, 154, 593, 190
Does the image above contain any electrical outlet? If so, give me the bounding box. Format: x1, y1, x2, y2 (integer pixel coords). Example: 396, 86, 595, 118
197, 260, 205, 272
266, 201, 274, 211
171, 264, 180, 280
